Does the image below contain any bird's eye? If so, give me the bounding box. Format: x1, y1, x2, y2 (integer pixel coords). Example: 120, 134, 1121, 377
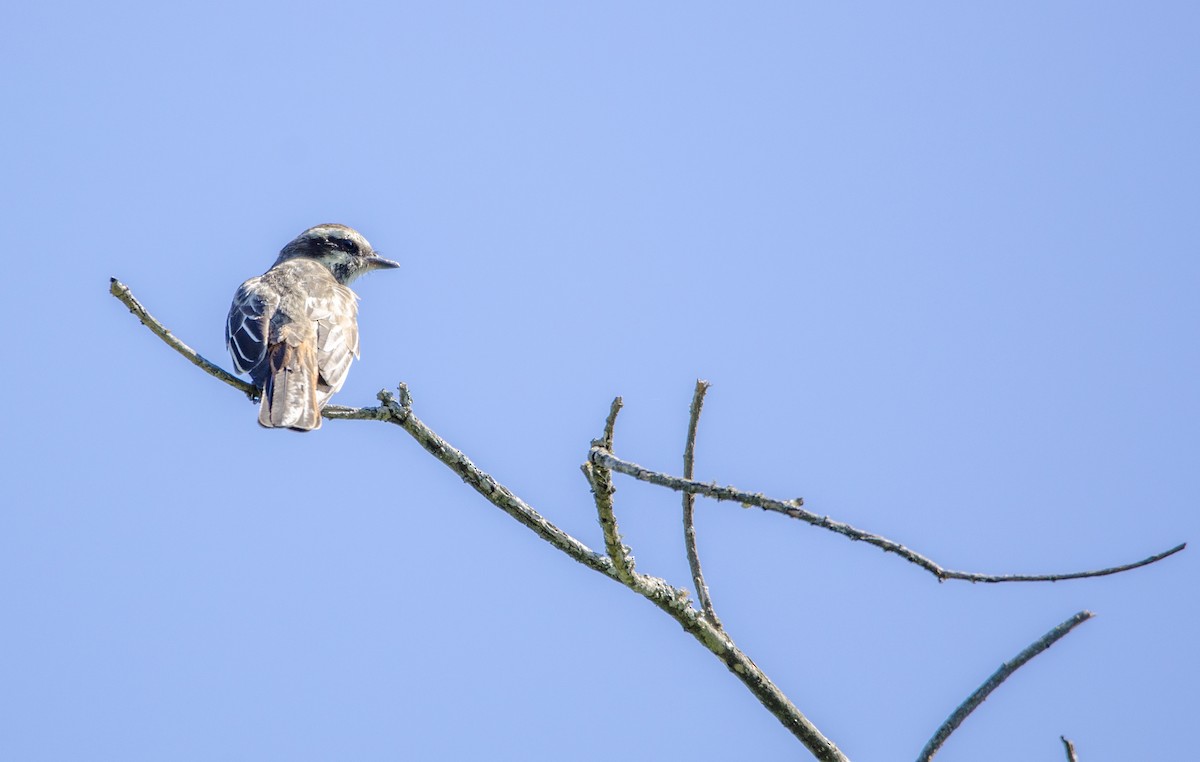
332, 237, 358, 253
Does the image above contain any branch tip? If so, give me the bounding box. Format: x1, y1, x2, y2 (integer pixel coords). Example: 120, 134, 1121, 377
1061, 736, 1079, 762
917, 611, 1094, 762
603, 396, 623, 450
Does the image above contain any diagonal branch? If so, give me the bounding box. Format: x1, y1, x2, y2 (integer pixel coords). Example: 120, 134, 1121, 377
111, 278, 849, 762
109, 278, 258, 398
683, 379, 721, 627
360, 388, 846, 759
916, 611, 1094, 761
342, 388, 616, 577
1061, 736, 1079, 762
589, 448, 1185, 584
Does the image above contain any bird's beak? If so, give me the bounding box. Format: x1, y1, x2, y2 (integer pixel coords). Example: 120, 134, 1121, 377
368, 255, 401, 270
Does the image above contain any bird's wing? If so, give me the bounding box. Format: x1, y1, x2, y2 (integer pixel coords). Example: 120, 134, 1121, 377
225, 277, 276, 382
311, 283, 361, 407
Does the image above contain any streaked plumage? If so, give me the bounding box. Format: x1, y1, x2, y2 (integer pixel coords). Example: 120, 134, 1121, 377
226, 224, 398, 431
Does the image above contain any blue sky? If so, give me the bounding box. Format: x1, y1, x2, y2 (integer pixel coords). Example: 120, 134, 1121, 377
3, 3, 1197, 760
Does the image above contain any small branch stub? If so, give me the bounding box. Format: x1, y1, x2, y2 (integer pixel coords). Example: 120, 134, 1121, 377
1061, 736, 1079, 762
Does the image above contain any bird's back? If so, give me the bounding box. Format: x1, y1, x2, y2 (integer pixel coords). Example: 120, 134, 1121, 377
227, 258, 360, 430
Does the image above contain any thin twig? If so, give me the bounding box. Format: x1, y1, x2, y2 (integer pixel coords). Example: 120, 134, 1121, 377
683, 379, 721, 627
109, 278, 258, 398
590, 449, 1185, 584
916, 611, 1094, 762
584, 397, 636, 583
110, 279, 849, 761
1061, 736, 1079, 762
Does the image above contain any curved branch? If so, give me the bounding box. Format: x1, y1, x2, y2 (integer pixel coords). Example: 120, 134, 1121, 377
109, 278, 258, 398
916, 611, 1094, 761
683, 379, 721, 627
589, 448, 1185, 583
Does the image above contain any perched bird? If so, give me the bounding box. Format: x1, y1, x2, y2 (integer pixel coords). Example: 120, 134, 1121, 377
226, 224, 399, 430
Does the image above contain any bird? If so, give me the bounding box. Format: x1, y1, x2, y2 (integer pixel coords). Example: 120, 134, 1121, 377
225, 224, 399, 430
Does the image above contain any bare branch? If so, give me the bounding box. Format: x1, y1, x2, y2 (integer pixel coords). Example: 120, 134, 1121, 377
112, 279, 1179, 761
360, 391, 846, 759
108, 281, 612, 575
1061, 736, 1079, 762
683, 379, 721, 628
584, 397, 636, 583
109, 278, 258, 398
590, 449, 1185, 584
916, 611, 1094, 762
111, 279, 848, 761
355, 388, 617, 576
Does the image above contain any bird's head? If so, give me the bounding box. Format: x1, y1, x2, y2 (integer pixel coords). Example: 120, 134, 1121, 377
275, 224, 400, 284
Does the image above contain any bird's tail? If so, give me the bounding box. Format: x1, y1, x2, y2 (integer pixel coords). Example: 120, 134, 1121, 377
259, 341, 322, 431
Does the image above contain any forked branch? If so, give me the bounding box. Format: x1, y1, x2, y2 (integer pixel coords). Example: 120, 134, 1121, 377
110, 278, 1183, 761
111, 278, 846, 761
